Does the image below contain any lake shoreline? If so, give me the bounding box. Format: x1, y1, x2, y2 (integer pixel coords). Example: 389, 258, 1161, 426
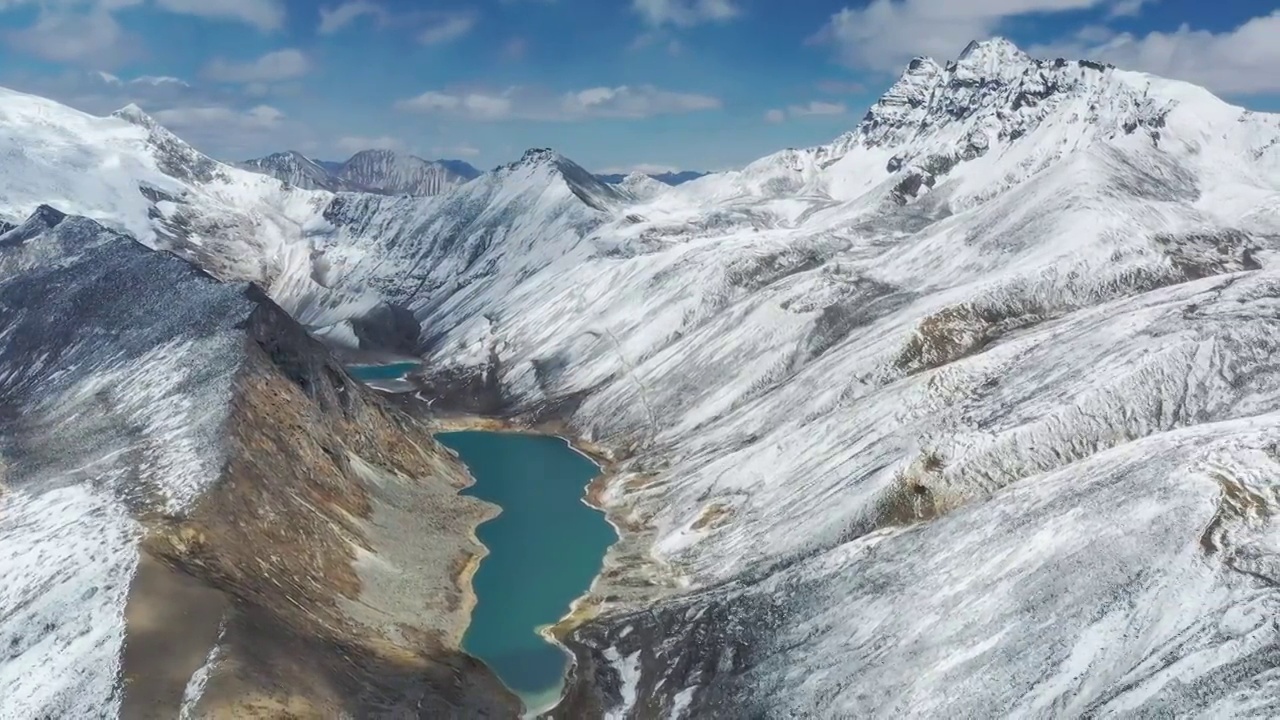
429, 415, 629, 716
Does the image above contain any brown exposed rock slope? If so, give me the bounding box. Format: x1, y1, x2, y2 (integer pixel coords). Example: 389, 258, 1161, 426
124, 291, 518, 719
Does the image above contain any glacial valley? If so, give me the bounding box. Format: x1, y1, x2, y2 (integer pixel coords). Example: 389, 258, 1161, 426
2, 37, 1280, 718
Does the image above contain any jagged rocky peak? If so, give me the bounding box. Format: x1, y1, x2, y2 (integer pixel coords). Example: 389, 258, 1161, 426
0, 204, 71, 251
501, 147, 626, 211
24, 203, 67, 228
851, 35, 1160, 154
951, 36, 1032, 78
506, 146, 561, 169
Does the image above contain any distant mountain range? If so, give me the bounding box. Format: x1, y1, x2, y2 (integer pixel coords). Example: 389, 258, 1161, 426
240, 149, 481, 196
243, 148, 708, 196
595, 170, 709, 186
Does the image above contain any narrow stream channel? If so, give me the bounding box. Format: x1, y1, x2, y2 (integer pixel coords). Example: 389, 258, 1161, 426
436, 431, 616, 713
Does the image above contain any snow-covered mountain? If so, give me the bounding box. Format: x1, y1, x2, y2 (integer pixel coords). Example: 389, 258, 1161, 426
242, 148, 480, 196
314, 38, 1280, 718
336, 149, 480, 196
3, 35, 1280, 719
615, 171, 669, 201
0, 206, 514, 717
597, 170, 709, 186
238, 149, 364, 192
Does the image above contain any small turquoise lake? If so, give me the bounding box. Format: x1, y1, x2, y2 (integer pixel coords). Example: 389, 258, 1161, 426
436, 431, 616, 710
347, 361, 421, 381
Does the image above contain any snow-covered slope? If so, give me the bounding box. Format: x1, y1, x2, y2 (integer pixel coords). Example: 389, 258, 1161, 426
616, 172, 669, 201
313, 148, 630, 355
0, 211, 251, 718
0, 92, 399, 342
308, 39, 1280, 718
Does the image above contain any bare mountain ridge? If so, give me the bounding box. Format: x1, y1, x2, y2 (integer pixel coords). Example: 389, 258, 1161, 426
241, 148, 481, 196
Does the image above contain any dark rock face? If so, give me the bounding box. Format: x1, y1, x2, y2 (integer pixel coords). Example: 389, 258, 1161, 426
845, 38, 1171, 207
549, 585, 789, 720
349, 301, 423, 355
0, 208, 518, 719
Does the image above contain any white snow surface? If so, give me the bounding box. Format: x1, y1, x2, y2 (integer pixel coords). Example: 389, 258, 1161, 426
0, 484, 138, 719
0, 216, 254, 718
317, 39, 1279, 715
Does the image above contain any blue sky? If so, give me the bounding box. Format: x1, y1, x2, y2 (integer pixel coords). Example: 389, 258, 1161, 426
0, 0, 1276, 172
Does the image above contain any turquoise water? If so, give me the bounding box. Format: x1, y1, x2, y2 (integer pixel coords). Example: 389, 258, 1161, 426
436, 431, 615, 708
347, 362, 420, 381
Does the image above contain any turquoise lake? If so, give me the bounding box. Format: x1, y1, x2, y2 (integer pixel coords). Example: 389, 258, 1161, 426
436, 431, 615, 709
347, 362, 420, 381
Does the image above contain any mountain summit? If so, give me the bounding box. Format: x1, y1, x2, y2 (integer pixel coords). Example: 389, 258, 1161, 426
241, 148, 480, 196
239, 150, 354, 193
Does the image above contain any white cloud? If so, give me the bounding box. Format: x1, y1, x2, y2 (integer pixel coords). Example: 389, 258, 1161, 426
318, 1, 387, 34
149, 103, 294, 157
2, 0, 282, 68
599, 162, 682, 175
431, 144, 481, 158
395, 90, 513, 120
1107, 0, 1153, 18
418, 12, 476, 45
153, 103, 285, 130
396, 84, 721, 121
153, 0, 285, 30
1032, 11, 1280, 95
560, 85, 721, 118
5, 10, 140, 67
0, 0, 141, 10
336, 134, 404, 154
8, 67, 222, 113
204, 49, 310, 83
811, 0, 1108, 72
0, 0, 282, 29
633, 0, 739, 27
132, 75, 191, 88
764, 101, 847, 123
